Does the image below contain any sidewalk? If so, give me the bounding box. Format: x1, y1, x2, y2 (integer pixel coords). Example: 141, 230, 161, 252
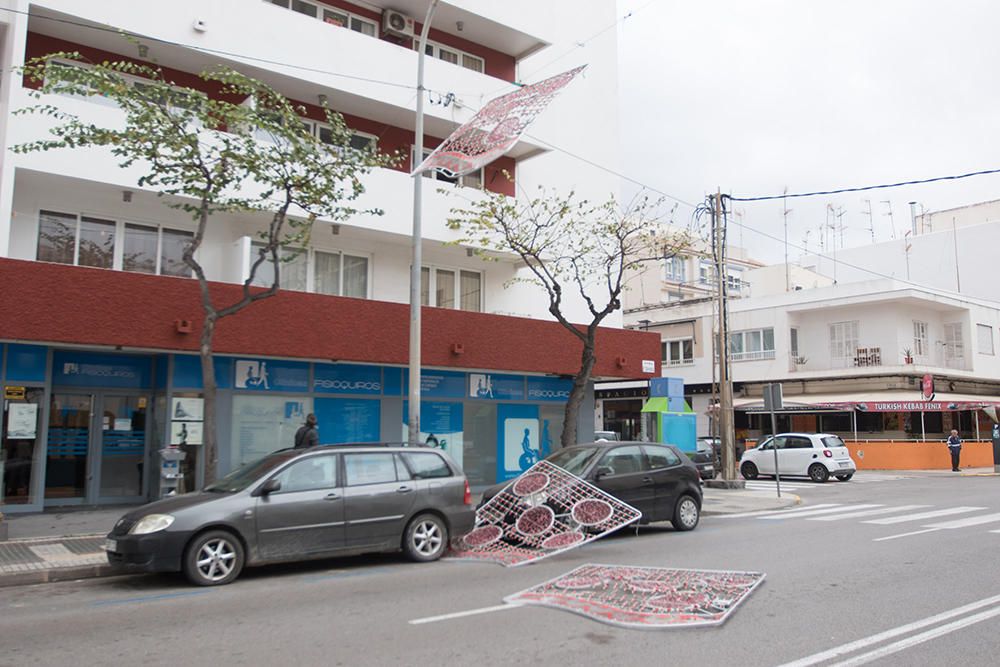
0, 488, 798, 588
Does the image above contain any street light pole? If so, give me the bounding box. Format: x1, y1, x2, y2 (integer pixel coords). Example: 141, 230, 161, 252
408, 0, 441, 445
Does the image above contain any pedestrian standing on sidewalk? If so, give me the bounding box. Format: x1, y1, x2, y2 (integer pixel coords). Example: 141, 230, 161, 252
946, 429, 962, 472
294, 413, 319, 449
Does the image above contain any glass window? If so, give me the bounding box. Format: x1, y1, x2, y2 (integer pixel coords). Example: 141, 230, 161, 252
821, 435, 847, 449
315, 250, 340, 296
436, 269, 455, 309
349, 132, 375, 151
402, 452, 453, 479
291, 0, 317, 17
342, 254, 368, 298
790, 328, 799, 356
978, 324, 994, 355
37, 210, 77, 265
644, 446, 680, 468
747, 330, 762, 353
460, 270, 481, 312
77, 216, 115, 268
251, 243, 307, 291
913, 321, 929, 356
350, 17, 376, 36
830, 321, 859, 359
438, 48, 459, 65
546, 446, 601, 476
462, 54, 485, 73
204, 450, 299, 493
786, 436, 812, 449
322, 8, 348, 26
272, 455, 338, 493
345, 453, 398, 485
161, 228, 193, 277
123, 223, 157, 274
597, 445, 648, 476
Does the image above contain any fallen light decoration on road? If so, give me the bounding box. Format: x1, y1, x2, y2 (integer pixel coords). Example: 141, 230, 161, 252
448, 460, 642, 567
504, 564, 766, 629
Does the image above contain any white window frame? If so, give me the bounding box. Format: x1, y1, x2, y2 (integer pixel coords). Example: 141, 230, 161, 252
301, 118, 378, 153
266, 0, 377, 37
978, 324, 994, 355
698, 260, 713, 284
663, 256, 687, 282
35, 209, 193, 276
829, 320, 860, 360
662, 338, 694, 366
726, 267, 744, 292
415, 39, 485, 73
944, 322, 964, 361
728, 328, 775, 361
413, 148, 484, 189
913, 320, 929, 357
422, 265, 483, 312
249, 241, 371, 298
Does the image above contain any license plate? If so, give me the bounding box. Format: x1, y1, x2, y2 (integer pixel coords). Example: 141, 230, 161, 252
838, 461, 851, 467
104, 539, 117, 552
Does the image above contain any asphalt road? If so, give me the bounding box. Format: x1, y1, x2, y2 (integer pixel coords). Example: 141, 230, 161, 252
3, 472, 1000, 666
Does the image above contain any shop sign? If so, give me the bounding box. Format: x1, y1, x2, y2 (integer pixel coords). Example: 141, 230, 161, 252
468, 373, 524, 400
526, 377, 572, 402
4, 386, 26, 400
233, 359, 309, 392
313, 364, 382, 395
52, 351, 151, 388
839, 401, 992, 412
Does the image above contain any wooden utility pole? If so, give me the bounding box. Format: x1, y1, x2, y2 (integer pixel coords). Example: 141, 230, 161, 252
713, 190, 737, 481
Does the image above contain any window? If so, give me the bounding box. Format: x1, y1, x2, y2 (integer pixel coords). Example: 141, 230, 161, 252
271, 455, 337, 493
698, 260, 713, 284
267, 0, 377, 36
829, 321, 860, 359
418, 40, 486, 73
304, 119, 378, 153
978, 324, 994, 355
36, 210, 192, 276
726, 267, 743, 292
597, 446, 648, 476
47, 59, 204, 117
790, 328, 799, 357
422, 265, 482, 312
662, 339, 693, 366
913, 321, 928, 357
251, 243, 367, 297
728, 328, 775, 361
344, 453, 398, 485
250, 243, 308, 291
401, 452, 453, 479
944, 322, 964, 360
664, 256, 687, 282
644, 446, 680, 469
413, 148, 484, 188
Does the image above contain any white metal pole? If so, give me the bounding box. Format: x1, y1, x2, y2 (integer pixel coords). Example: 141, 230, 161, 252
408, 0, 441, 445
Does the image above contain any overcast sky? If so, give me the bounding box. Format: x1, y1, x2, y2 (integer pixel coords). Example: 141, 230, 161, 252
616, 0, 1000, 264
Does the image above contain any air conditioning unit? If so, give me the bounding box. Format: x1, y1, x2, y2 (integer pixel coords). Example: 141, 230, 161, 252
382, 10, 414, 38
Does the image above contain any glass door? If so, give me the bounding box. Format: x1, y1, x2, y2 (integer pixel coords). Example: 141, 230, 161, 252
98, 395, 149, 501
45, 393, 93, 502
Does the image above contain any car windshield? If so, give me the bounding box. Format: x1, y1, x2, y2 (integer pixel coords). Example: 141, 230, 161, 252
204, 451, 299, 493
822, 435, 847, 449
545, 447, 602, 476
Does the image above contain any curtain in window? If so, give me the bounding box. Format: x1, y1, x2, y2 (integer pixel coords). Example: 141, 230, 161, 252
342, 255, 368, 298
460, 270, 481, 311
436, 269, 455, 308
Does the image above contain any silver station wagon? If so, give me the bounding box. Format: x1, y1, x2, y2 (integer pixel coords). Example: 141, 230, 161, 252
105, 444, 475, 585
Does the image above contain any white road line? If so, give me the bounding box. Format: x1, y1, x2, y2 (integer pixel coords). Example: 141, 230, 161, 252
863, 506, 986, 525
757, 504, 883, 521
872, 528, 942, 542
830, 604, 1000, 666
809, 505, 930, 522
923, 511, 1000, 529
717, 503, 842, 520
775, 592, 1000, 667
408, 603, 521, 625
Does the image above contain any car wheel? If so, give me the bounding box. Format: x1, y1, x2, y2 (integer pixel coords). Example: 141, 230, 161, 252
183, 530, 244, 586
741, 461, 759, 480
809, 463, 830, 483
836, 473, 854, 482
672, 495, 700, 531
403, 513, 448, 562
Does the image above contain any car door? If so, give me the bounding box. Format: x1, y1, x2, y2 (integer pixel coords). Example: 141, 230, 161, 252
590, 445, 655, 518
255, 453, 344, 561
755, 436, 782, 475
642, 445, 686, 522
781, 436, 815, 475
342, 452, 416, 549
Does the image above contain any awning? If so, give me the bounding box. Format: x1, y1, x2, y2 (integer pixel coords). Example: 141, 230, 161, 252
735, 391, 1000, 413
641, 397, 669, 413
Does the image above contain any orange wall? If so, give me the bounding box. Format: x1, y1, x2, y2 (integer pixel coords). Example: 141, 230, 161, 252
846, 441, 995, 470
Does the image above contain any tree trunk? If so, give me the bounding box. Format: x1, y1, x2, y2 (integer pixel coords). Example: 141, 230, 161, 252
561, 333, 598, 448
200, 313, 218, 483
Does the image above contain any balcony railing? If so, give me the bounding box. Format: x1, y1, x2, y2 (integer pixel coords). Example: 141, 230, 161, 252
730, 349, 776, 362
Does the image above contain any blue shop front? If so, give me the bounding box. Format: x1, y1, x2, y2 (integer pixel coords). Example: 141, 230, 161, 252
1, 344, 576, 512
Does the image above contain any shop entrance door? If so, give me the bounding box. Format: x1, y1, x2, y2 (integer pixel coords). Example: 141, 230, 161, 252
45, 392, 150, 504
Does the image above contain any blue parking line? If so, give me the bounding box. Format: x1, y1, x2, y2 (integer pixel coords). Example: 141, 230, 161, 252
91, 589, 214, 607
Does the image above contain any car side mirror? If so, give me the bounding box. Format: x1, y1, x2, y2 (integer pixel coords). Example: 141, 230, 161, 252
258, 478, 281, 496
594, 466, 614, 480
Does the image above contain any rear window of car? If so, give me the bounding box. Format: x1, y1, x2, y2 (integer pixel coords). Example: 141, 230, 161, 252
822, 435, 847, 449
401, 452, 453, 479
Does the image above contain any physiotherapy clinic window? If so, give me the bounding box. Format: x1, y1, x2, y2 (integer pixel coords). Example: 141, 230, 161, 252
421, 266, 482, 312
416, 40, 485, 73
266, 0, 377, 36
250, 242, 369, 298
728, 328, 775, 361
36, 210, 193, 277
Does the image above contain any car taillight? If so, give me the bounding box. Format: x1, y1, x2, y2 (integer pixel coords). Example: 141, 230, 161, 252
463, 479, 472, 505
823, 449, 833, 458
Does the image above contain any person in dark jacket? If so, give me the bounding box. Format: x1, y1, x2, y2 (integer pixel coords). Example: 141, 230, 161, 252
294, 413, 319, 449
947, 429, 962, 472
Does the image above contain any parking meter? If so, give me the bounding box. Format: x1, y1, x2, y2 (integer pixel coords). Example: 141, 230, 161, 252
159, 447, 187, 498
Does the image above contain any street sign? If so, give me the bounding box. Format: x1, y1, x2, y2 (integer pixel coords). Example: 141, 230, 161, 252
762, 383, 783, 411
4, 386, 26, 400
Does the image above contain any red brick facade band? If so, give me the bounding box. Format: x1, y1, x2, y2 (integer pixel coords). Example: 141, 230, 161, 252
0, 259, 660, 379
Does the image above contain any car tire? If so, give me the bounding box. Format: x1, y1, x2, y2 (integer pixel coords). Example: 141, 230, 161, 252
836, 473, 854, 482
809, 463, 830, 483
183, 530, 245, 586
672, 495, 700, 531
741, 461, 759, 480
403, 513, 448, 562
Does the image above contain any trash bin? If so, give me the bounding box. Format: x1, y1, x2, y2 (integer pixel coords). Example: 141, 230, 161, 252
159, 447, 187, 498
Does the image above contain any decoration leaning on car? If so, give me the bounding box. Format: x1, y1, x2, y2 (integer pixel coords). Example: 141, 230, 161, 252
738, 433, 857, 483
104, 444, 475, 586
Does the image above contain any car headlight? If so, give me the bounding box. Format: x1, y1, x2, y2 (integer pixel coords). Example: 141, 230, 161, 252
129, 514, 175, 535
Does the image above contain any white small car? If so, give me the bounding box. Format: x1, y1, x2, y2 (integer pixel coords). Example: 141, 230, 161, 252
740, 432, 856, 483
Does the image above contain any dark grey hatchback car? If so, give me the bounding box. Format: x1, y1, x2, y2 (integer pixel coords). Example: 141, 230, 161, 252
105, 445, 475, 586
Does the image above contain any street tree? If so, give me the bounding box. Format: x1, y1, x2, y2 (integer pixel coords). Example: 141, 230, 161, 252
14, 52, 396, 480
448, 188, 691, 447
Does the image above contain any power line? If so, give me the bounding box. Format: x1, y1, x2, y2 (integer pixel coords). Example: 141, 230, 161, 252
730, 167, 1000, 202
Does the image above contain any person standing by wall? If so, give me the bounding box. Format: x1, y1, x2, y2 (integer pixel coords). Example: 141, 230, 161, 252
294, 414, 319, 449
946, 429, 962, 472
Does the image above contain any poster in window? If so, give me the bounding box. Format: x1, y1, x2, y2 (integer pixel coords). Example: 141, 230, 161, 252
403, 401, 464, 469
171, 421, 203, 445
6, 403, 38, 439
171, 397, 204, 421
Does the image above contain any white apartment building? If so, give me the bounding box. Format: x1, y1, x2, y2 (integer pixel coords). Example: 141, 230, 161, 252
0, 0, 659, 512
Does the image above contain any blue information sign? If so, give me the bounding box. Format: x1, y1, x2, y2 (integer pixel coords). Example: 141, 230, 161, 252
525, 377, 572, 402
314, 364, 382, 395
52, 351, 152, 388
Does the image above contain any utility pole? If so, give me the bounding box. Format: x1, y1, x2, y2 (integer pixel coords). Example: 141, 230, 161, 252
713, 190, 737, 482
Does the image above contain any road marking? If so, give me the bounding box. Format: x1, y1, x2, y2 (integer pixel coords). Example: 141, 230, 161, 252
863, 506, 986, 525
809, 505, 930, 521
775, 592, 1000, 667
409, 603, 522, 625
829, 604, 1000, 666
91, 590, 214, 607
757, 504, 882, 520
923, 511, 1000, 529
718, 503, 842, 519
872, 528, 942, 542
